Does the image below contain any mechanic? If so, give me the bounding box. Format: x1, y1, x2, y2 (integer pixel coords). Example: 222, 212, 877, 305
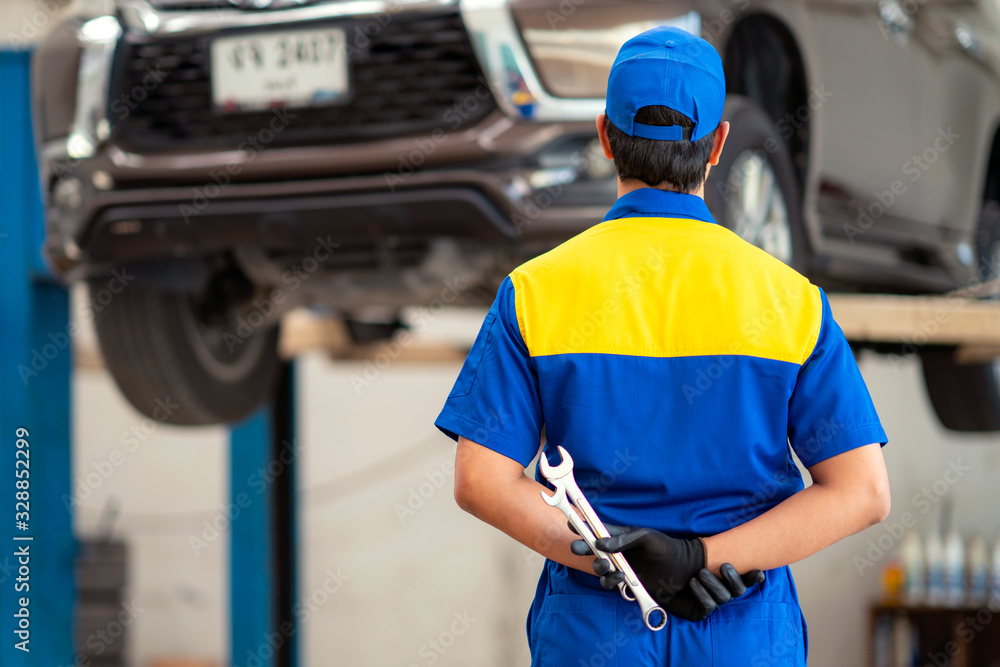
434, 26, 890, 665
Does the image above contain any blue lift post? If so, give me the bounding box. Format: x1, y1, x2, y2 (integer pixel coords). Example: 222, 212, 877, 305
231, 363, 299, 667
0, 50, 75, 667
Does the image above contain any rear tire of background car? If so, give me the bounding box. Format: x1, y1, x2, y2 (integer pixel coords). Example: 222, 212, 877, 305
920, 350, 1000, 431
705, 96, 808, 273
920, 201, 1000, 432
90, 279, 281, 426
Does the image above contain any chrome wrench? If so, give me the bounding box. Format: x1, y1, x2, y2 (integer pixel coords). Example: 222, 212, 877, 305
537, 452, 640, 610
539, 445, 667, 631
539, 484, 633, 602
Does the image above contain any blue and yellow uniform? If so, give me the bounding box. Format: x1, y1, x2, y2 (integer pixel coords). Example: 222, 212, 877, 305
435, 187, 887, 665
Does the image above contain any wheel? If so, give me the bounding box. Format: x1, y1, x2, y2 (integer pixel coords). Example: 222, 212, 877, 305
920, 201, 1000, 431
705, 96, 808, 272
90, 267, 281, 426
920, 350, 1000, 431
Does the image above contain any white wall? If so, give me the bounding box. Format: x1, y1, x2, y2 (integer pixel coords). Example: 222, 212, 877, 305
296, 354, 541, 667
73, 370, 229, 665
0, 0, 68, 50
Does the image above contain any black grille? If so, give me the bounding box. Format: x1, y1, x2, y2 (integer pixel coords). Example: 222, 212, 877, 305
109, 10, 496, 152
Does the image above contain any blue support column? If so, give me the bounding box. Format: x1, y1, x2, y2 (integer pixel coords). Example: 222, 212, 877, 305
0, 50, 75, 667
230, 363, 298, 667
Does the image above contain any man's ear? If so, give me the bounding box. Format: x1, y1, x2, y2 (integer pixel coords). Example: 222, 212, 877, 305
709, 121, 730, 166
597, 113, 614, 160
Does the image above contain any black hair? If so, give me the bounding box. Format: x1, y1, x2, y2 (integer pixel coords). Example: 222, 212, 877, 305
605, 106, 717, 193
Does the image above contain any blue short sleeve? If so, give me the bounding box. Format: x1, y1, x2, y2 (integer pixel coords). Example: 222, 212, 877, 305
788, 288, 888, 467
434, 277, 544, 467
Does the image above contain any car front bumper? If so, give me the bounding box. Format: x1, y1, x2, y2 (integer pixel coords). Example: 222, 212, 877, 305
38, 0, 639, 279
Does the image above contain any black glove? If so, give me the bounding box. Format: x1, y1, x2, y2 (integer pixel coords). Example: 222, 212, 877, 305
571, 524, 706, 599
660, 565, 765, 621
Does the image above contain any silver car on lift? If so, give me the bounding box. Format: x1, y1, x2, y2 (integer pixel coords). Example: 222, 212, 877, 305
32, 0, 1000, 429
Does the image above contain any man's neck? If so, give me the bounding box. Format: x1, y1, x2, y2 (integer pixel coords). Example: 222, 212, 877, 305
617, 179, 705, 200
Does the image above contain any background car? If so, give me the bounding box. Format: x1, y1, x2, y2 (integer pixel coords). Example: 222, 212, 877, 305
32, 0, 1000, 429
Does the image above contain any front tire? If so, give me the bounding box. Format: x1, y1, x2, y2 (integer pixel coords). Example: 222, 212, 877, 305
90, 273, 281, 426
705, 96, 808, 272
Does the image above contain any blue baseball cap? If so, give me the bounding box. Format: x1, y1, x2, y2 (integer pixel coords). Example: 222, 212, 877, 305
606, 26, 725, 142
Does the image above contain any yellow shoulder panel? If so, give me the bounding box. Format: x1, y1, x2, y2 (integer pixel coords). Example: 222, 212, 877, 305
510, 218, 822, 365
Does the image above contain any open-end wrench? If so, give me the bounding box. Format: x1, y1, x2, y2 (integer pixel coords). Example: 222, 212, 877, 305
539, 446, 667, 631
539, 484, 633, 601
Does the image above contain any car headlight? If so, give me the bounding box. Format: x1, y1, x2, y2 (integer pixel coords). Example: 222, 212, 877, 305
79, 15, 123, 44
510, 1, 700, 99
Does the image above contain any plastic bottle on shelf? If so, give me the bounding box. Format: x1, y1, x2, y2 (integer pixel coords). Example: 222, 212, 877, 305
990, 535, 1000, 604
873, 613, 892, 667
882, 558, 904, 604
943, 529, 965, 607
967, 532, 989, 605
891, 613, 913, 667
901, 530, 924, 605
926, 531, 945, 606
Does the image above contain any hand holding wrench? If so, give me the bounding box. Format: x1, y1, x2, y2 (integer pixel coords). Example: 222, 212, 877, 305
539, 446, 667, 631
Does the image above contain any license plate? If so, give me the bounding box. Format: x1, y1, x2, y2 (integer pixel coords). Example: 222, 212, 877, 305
210, 28, 348, 113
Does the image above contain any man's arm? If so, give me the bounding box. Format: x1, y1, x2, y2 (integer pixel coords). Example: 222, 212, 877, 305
702, 442, 890, 574
457, 433, 888, 588
453, 436, 597, 573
